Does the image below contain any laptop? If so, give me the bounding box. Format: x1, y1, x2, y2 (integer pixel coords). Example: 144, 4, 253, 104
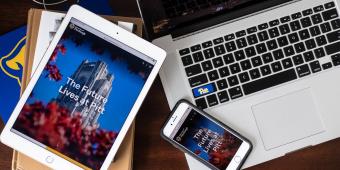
137, 0, 340, 168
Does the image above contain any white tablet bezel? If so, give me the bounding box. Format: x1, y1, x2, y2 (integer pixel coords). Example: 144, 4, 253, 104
0, 5, 166, 170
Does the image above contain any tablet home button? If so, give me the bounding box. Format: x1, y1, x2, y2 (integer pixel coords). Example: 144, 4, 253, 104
234, 156, 241, 163
45, 156, 54, 164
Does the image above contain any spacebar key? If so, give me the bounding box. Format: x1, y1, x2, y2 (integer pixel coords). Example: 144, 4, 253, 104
242, 69, 297, 95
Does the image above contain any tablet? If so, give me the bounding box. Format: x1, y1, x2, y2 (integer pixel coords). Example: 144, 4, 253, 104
1, 5, 165, 170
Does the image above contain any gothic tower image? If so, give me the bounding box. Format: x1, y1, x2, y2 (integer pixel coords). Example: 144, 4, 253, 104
57, 60, 113, 128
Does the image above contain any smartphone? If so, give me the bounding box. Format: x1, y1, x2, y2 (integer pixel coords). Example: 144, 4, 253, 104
161, 100, 252, 170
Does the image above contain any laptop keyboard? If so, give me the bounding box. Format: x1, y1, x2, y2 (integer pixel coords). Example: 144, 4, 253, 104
179, 1, 340, 109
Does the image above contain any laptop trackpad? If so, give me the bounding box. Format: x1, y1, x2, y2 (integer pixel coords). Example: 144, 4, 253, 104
252, 89, 325, 150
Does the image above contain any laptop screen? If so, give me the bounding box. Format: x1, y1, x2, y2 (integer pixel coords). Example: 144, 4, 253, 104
139, 0, 293, 39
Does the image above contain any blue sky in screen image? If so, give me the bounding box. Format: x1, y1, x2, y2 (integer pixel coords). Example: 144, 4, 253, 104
182, 113, 225, 161
28, 37, 146, 132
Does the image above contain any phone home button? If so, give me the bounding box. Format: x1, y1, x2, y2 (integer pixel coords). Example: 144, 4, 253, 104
234, 156, 241, 163
45, 156, 54, 164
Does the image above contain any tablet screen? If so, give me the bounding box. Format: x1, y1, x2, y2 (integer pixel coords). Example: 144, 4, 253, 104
11, 18, 156, 170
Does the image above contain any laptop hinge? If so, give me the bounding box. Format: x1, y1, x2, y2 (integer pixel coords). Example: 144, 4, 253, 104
172, 0, 301, 41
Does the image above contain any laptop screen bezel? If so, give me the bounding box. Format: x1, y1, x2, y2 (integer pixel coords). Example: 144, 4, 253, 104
138, 0, 296, 40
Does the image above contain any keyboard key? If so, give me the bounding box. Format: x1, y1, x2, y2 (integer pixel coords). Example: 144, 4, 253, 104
288, 32, 300, 43
310, 60, 322, 73
280, 16, 291, 23
269, 19, 280, 27
212, 57, 224, 68
260, 65, 271, 76
234, 50, 246, 61
296, 64, 311, 77
293, 54, 304, 65
321, 22, 332, 33
242, 68, 297, 95
236, 30, 246, 37
202, 60, 213, 71
273, 49, 285, 60
251, 56, 263, 67
247, 34, 258, 45
203, 48, 215, 59
181, 55, 193, 66
213, 37, 224, 44
245, 46, 257, 57
277, 36, 289, 47
217, 79, 228, 90
331, 19, 340, 29
249, 68, 261, 79
271, 61, 283, 72
195, 98, 207, 109
325, 41, 340, 55
185, 64, 202, 76
267, 39, 278, 50
309, 26, 321, 36
247, 26, 257, 34
223, 54, 235, 65
303, 51, 315, 62
189, 73, 208, 87
268, 27, 280, 38
302, 9, 313, 16
236, 38, 248, 48
279, 24, 290, 35
192, 83, 217, 98
219, 66, 230, 77
316, 35, 327, 46
305, 38, 317, 50
282, 58, 293, 69
322, 62, 333, 69
225, 41, 237, 52
313, 5, 324, 13
192, 52, 204, 62
225, 33, 235, 41
240, 59, 252, 71
208, 70, 219, 81
217, 91, 229, 103
322, 8, 339, 21
256, 43, 267, 54
294, 42, 306, 53
300, 17, 312, 28
230, 63, 241, 74
314, 47, 326, 58
228, 86, 243, 99
214, 45, 226, 55
311, 13, 323, 24
299, 29, 310, 40
258, 23, 269, 30
325, 2, 335, 9
258, 31, 269, 41
179, 48, 190, 56
191, 44, 201, 52
228, 75, 240, 86
331, 54, 340, 66
202, 41, 213, 48
326, 30, 340, 43
292, 12, 302, 20
239, 72, 250, 83
262, 53, 273, 64
290, 20, 301, 31
283, 46, 295, 57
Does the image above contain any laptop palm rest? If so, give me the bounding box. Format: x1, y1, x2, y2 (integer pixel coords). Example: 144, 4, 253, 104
251, 88, 325, 150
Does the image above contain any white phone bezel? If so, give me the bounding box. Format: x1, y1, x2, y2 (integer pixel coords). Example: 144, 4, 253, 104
162, 102, 251, 170
0, 5, 166, 170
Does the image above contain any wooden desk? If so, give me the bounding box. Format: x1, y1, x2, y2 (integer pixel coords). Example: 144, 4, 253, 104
1, 0, 340, 170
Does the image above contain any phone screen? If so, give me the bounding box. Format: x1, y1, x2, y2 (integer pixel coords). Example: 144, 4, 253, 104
170, 107, 243, 170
